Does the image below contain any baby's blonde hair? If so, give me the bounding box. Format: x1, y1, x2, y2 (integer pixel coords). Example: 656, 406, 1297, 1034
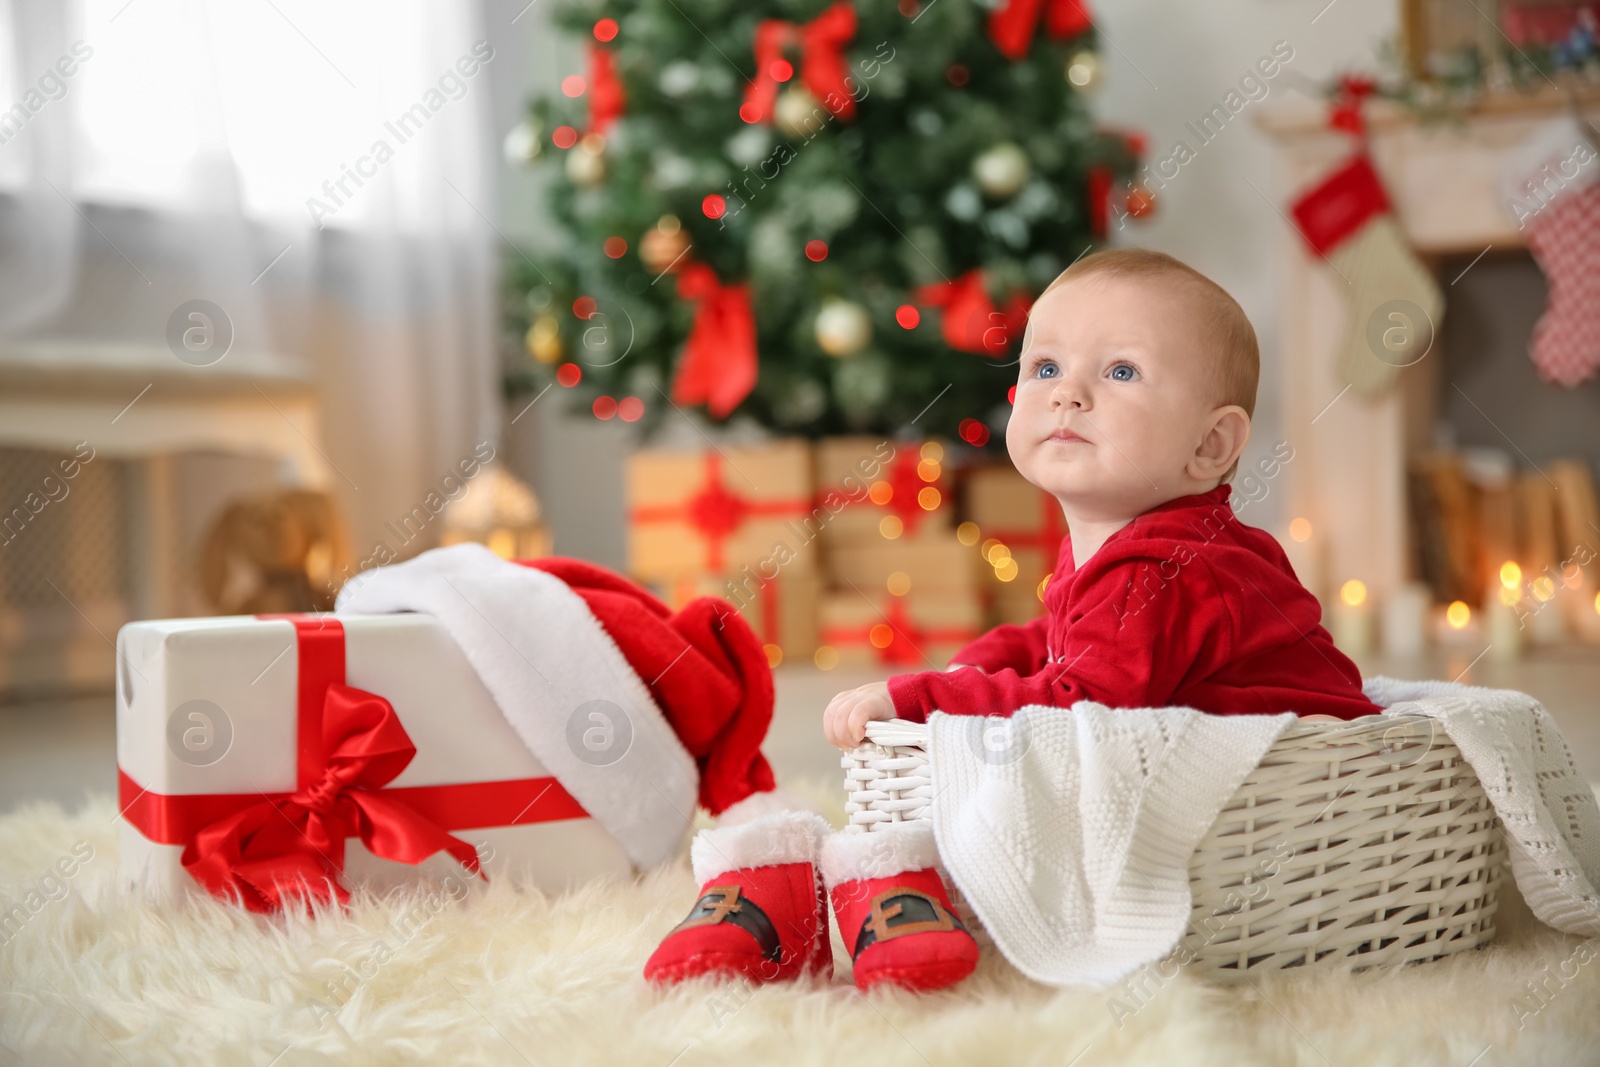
1037, 248, 1259, 481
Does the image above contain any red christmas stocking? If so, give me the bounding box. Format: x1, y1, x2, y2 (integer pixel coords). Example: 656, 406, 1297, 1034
1289, 152, 1443, 396
1520, 179, 1600, 387
820, 823, 979, 992
644, 805, 834, 985
1502, 114, 1600, 386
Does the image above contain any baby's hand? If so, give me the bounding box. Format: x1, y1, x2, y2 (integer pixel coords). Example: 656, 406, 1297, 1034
823, 681, 896, 749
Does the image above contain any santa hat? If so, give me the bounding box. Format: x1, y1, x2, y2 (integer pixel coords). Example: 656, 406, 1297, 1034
334, 542, 814, 870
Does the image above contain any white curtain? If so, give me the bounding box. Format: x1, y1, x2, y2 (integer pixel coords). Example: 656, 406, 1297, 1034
0, 0, 502, 560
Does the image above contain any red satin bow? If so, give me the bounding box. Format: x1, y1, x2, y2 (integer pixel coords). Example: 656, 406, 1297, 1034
988, 0, 1093, 60
743, 2, 858, 125
182, 683, 482, 913
670, 262, 757, 419
1328, 74, 1377, 138
588, 44, 626, 135
915, 271, 1029, 357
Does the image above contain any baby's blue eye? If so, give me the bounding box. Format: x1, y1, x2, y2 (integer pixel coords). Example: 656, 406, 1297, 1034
1035, 360, 1059, 379
1108, 362, 1139, 382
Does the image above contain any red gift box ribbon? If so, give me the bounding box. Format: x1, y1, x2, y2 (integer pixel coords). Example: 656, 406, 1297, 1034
987, 490, 1069, 557
118, 615, 591, 913
630, 451, 813, 571
815, 448, 948, 538
819, 596, 978, 666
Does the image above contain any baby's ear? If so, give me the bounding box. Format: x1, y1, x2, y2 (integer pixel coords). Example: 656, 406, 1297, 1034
1189, 406, 1250, 483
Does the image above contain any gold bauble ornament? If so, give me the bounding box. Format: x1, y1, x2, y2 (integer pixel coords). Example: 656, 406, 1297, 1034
565, 132, 607, 188
524, 314, 562, 364
640, 215, 690, 274
973, 142, 1030, 199
815, 299, 871, 357
1066, 50, 1101, 91
775, 87, 826, 140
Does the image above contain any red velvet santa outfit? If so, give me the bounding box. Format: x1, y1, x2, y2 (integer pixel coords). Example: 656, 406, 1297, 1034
888, 484, 1382, 723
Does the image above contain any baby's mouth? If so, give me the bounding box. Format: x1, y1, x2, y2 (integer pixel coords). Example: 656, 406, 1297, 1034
1046, 428, 1089, 444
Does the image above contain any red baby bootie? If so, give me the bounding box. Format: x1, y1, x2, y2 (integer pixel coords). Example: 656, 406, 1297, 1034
644, 798, 834, 986
821, 823, 979, 992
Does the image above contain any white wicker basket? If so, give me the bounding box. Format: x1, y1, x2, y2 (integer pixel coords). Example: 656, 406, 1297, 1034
840, 714, 1505, 978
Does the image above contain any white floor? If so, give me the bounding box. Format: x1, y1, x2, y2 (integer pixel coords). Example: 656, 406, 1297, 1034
3, 645, 1597, 815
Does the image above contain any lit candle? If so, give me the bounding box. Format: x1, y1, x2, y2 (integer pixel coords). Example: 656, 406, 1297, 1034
1381, 582, 1431, 660
1330, 579, 1374, 658
1525, 573, 1568, 644
1436, 599, 1482, 650
1487, 561, 1525, 662
1487, 588, 1524, 663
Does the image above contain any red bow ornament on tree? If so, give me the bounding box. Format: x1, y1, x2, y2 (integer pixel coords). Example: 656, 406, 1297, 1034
743, 2, 859, 124
988, 0, 1093, 60
916, 271, 1031, 357
182, 684, 483, 913
669, 262, 758, 418
588, 44, 626, 135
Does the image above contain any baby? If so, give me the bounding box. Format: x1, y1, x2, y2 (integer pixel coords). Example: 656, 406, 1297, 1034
824, 248, 1380, 749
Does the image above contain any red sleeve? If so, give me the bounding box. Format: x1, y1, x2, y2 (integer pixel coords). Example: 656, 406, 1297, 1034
886, 552, 1231, 723
945, 617, 1051, 675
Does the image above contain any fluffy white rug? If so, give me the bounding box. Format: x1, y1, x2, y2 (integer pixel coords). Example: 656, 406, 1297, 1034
2, 778, 1598, 1067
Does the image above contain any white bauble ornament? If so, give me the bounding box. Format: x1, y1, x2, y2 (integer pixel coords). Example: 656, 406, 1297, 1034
815, 299, 872, 357
776, 87, 827, 140
973, 142, 1030, 199
502, 118, 541, 166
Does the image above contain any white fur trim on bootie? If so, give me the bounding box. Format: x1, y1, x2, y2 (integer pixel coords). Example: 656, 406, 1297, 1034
691, 809, 833, 885
714, 787, 824, 827
819, 822, 939, 889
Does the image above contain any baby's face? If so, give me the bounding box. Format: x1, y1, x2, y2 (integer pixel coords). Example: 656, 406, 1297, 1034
1006, 273, 1242, 522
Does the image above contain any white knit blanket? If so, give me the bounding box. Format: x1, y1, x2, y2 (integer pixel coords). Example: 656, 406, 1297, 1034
919, 676, 1600, 989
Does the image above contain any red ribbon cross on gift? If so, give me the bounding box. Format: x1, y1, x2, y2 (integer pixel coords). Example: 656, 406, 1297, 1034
118, 615, 590, 913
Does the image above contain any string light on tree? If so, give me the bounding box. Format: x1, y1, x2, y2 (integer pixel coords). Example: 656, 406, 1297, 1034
1066, 50, 1101, 90
1125, 185, 1158, 220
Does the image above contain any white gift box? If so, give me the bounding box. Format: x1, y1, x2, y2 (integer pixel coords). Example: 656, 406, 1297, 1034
116, 613, 637, 904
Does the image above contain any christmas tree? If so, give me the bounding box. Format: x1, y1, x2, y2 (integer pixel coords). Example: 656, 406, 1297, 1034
504, 0, 1149, 444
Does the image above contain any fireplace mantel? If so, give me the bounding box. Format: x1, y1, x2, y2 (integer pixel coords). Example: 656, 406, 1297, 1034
1252, 91, 1600, 606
